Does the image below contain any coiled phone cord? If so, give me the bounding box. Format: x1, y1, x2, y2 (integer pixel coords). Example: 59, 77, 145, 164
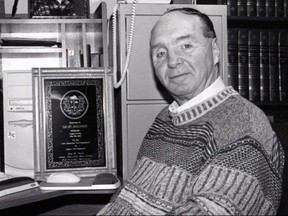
112, 0, 138, 89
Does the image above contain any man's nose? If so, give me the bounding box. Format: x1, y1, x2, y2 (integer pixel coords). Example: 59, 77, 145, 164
167, 52, 183, 68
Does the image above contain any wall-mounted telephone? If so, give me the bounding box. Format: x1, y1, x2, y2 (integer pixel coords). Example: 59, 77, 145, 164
112, 0, 138, 89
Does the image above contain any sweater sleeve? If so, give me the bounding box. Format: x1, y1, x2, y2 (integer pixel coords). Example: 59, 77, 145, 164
168, 136, 283, 215
248, 105, 285, 176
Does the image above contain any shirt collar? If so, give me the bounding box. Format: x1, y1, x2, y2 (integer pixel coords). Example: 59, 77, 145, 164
169, 76, 226, 114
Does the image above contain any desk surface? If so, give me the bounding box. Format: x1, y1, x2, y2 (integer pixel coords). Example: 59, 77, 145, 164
0, 187, 116, 210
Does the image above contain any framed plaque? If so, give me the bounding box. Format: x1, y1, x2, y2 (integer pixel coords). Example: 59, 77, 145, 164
32, 68, 117, 181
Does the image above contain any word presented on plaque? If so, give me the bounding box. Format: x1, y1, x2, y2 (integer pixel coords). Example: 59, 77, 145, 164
44, 79, 105, 169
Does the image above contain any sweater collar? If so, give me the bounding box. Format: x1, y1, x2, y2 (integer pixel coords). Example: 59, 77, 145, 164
169, 86, 239, 126
169, 76, 226, 114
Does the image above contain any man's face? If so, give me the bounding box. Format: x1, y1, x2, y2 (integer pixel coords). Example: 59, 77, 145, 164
150, 12, 220, 104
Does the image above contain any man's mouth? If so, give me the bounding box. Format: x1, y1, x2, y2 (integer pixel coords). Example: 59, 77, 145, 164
170, 72, 190, 79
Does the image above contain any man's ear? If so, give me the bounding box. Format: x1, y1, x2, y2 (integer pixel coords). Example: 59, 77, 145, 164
212, 38, 220, 65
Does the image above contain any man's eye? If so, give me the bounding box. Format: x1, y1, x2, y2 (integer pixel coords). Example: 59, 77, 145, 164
182, 44, 193, 49
156, 51, 166, 58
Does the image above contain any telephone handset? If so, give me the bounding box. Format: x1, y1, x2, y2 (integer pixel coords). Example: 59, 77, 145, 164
112, 0, 138, 89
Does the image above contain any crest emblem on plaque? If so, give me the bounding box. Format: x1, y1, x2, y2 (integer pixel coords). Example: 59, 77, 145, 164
60, 90, 89, 120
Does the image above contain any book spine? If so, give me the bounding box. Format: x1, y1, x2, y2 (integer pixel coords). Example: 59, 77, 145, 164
247, 0, 257, 16
238, 30, 249, 99
285, 0, 287, 17
257, 0, 266, 16
260, 31, 270, 101
279, 31, 288, 102
269, 31, 280, 101
227, 0, 238, 16
227, 29, 239, 91
276, 0, 284, 17
248, 30, 261, 101
266, 0, 276, 17
238, 0, 247, 16
87, 44, 92, 67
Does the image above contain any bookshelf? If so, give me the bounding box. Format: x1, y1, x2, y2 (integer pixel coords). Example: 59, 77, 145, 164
212, 0, 288, 120
0, 18, 105, 70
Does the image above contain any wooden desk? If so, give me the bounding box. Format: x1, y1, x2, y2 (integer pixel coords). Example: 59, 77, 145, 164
0, 187, 115, 215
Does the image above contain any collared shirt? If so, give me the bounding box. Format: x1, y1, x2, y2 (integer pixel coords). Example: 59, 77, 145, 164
169, 76, 226, 114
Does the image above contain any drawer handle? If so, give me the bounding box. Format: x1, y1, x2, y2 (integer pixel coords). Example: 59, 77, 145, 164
8, 119, 33, 128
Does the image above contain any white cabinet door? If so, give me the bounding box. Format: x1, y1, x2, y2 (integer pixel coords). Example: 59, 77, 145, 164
124, 103, 168, 178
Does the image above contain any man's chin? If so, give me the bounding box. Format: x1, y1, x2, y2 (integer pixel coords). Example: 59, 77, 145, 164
170, 88, 195, 99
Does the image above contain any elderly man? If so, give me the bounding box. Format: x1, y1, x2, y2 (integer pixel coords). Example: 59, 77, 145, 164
98, 7, 284, 215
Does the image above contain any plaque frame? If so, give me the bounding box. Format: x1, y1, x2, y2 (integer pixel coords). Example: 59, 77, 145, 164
32, 67, 117, 181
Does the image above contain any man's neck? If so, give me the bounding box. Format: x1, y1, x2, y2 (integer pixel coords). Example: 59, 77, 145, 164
169, 76, 226, 114
174, 70, 220, 106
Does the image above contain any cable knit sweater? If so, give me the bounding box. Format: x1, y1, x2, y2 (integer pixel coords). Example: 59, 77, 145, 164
98, 86, 284, 215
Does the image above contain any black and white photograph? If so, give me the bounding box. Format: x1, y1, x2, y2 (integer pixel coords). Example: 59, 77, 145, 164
0, 0, 288, 215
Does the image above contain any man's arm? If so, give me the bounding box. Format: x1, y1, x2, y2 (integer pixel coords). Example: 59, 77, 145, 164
169, 136, 284, 215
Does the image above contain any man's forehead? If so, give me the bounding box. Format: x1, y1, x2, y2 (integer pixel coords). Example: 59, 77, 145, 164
159, 11, 201, 23
154, 12, 202, 34
152, 13, 202, 38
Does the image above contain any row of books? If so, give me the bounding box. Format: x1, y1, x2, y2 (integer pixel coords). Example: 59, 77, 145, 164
227, 29, 288, 102
223, 0, 288, 17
